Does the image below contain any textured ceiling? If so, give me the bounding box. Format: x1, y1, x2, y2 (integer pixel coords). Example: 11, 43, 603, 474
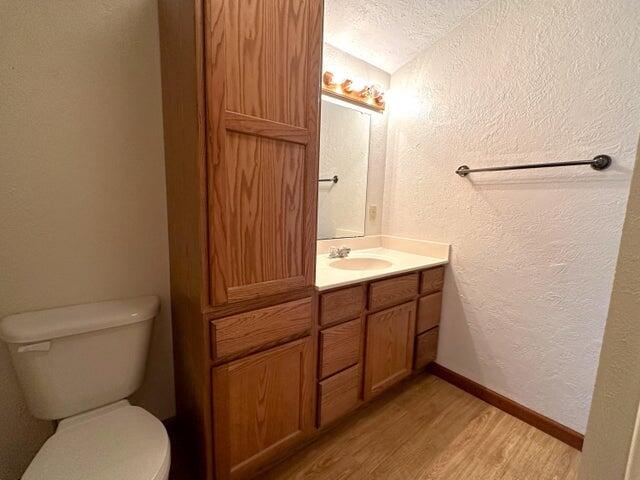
324, 0, 492, 73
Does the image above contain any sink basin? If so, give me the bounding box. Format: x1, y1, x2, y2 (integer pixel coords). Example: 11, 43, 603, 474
329, 257, 393, 271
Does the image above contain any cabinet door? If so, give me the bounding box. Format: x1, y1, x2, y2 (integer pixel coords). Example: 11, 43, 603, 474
205, 0, 323, 306
212, 337, 315, 480
363, 301, 416, 400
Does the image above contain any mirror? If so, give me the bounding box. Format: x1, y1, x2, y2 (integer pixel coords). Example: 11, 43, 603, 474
317, 98, 371, 240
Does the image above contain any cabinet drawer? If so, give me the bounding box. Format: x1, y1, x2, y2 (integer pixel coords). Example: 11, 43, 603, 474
319, 285, 364, 326
420, 267, 444, 295
319, 318, 361, 379
318, 364, 361, 427
416, 292, 442, 334
414, 328, 439, 370
368, 273, 419, 311
211, 298, 312, 361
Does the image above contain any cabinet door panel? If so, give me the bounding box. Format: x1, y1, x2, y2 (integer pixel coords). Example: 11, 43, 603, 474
224, 0, 309, 127
217, 132, 306, 304
206, 0, 323, 306
364, 302, 416, 400
212, 337, 315, 479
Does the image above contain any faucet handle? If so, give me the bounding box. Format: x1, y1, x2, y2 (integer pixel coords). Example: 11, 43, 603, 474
339, 245, 351, 256
328, 246, 339, 258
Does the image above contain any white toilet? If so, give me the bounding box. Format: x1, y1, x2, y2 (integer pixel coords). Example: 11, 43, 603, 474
0, 296, 170, 480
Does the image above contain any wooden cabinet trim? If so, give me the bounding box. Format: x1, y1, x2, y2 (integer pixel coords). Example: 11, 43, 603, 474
302, 0, 323, 306
205, 286, 315, 320
318, 318, 361, 379
368, 273, 419, 311
226, 276, 307, 304
158, 0, 213, 475
225, 111, 310, 145
211, 297, 312, 362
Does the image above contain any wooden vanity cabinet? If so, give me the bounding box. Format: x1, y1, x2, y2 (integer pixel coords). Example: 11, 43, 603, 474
315, 266, 445, 427
159, 0, 324, 478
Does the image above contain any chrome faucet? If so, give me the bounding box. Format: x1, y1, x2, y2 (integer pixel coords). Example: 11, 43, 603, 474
328, 246, 351, 258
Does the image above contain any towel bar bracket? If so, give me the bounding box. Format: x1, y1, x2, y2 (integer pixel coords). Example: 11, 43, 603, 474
319, 175, 339, 184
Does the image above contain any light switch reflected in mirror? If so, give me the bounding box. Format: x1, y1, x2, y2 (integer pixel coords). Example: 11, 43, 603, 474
317, 97, 371, 240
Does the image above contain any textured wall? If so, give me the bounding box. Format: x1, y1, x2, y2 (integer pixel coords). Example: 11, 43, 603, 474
324, 0, 491, 73
322, 44, 390, 236
383, 0, 640, 433
318, 100, 371, 239
579, 142, 640, 479
0, 1, 174, 477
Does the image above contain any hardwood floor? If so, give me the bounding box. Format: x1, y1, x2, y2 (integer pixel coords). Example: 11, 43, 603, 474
262, 374, 580, 480
169, 373, 580, 479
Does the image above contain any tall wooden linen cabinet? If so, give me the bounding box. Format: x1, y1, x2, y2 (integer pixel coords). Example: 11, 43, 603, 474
158, 0, 324, 479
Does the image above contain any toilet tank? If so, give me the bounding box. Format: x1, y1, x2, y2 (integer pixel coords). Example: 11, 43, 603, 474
0, 296, 159, 420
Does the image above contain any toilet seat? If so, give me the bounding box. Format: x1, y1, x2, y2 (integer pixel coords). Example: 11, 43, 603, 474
23, 401, 170, 480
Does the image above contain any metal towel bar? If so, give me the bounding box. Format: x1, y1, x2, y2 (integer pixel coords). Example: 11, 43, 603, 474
455, 155, 612, 177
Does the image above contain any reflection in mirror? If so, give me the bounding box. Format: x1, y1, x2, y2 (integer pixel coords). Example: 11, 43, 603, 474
317, 98, 371, 240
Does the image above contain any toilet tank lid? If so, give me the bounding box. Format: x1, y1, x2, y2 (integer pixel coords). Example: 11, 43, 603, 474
0, 296, 160, 344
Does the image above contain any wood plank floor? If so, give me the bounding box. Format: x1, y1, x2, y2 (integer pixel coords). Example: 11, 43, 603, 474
262, 374, 580, 480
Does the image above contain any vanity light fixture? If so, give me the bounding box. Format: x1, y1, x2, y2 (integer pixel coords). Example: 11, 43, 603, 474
322, 70, 385, 113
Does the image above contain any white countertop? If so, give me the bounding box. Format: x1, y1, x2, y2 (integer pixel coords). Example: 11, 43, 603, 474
315, 247, 448, 291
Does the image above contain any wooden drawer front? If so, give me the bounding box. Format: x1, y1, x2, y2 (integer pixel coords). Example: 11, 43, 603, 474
318, 364, 361, 427
320, 285, 364, 326
421, 267, 444, 295
319, 318, 361, 379
416, 292, 442, 335
211, 298, 312, 361
414, 328, 439, 370
368, 273, 419, 311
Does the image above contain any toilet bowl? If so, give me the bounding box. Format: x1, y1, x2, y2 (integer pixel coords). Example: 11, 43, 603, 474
0, 296, 170, 480
23, 401, 170, 480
